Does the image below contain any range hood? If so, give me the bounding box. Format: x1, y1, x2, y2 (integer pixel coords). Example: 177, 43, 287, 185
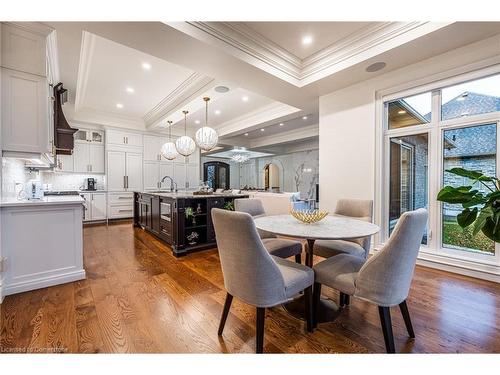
53, 83, 77, 155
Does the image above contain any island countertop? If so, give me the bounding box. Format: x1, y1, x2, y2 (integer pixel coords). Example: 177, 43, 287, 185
0, 195, 84, 208
136, 191, 249, 199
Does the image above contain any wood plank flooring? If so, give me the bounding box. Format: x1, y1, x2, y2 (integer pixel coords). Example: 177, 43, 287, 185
1, 221, 500, 353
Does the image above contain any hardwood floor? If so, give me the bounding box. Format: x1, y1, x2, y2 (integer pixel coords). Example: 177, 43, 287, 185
1, 221, 500, 353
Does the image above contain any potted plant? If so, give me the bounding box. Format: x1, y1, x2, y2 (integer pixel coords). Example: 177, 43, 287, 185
223, 201, 234, 211
437, 167, 500, 242
185, 207, 196, 226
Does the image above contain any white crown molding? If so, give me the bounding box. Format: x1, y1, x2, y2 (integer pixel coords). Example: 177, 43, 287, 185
171, 22, 453, 87
144, 73, 215, 129
249, 124, 319, 149
216, 102, 301, 138
70, 106, 145, 131
74, 31, 96, 113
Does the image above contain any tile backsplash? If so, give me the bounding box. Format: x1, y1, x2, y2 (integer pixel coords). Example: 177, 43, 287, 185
1, 158, 106, 198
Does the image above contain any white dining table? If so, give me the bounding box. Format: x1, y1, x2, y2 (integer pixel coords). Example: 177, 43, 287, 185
254, 214, 380, 322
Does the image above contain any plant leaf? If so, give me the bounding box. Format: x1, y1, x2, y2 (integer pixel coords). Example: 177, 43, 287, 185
456, 207, 478, 228
473, 207, 494, 236
437, 186, 476, 204
462, 195, 486, 208
446, 168, 494, 182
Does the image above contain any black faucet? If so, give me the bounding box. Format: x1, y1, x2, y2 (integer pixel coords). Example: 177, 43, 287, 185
160, 175, 178, 192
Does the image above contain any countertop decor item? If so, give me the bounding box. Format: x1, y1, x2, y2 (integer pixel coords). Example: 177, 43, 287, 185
290, 209, 328, 224
437, 167, 500, 242
175, 110, 196, 156
195, 97, 218, 151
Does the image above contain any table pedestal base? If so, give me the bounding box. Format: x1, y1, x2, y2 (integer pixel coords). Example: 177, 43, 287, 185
282, 295, 342, 324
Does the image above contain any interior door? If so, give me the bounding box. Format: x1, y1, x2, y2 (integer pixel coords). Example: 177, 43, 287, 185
125, 152, 143, 191
107, 151, 126, 191
89, 144, 105, 173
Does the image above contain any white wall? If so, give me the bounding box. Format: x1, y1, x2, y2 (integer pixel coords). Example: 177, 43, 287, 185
319, 34, 500, 213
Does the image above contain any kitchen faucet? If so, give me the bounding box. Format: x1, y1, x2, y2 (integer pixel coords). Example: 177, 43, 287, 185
160, 175, 178, 192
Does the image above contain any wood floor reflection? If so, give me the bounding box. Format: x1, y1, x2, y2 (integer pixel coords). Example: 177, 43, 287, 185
1, 222, 499, 353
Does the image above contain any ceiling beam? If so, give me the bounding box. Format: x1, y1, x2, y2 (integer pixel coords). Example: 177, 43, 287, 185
249, 124, 318, 149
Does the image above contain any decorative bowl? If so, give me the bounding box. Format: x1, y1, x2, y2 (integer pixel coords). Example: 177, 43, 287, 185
290, 209, 328, 224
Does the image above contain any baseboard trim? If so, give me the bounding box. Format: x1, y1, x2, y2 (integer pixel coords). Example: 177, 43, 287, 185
3, 269, 86, 297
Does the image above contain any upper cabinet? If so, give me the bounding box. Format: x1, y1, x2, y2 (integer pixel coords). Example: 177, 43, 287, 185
1, 23, 47, 76
144, 135, 167, 161
1, 22, 53, 156
74, 129, 104, 144
106, 129, 143, 151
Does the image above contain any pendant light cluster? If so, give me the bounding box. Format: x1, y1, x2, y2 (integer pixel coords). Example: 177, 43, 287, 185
160, 97, 219, 158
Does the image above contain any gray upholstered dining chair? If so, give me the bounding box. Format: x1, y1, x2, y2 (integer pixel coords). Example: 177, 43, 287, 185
235, 198, 303, 264
212, 208, 314, 353
313, 208, 428, 353
314, 198, 374, 259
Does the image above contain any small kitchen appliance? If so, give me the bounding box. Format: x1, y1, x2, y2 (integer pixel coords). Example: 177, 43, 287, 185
83, 178, 97, 191
24, 180, 44, 200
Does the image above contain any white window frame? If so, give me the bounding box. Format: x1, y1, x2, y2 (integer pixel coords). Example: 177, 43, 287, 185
375, 58, 500, 278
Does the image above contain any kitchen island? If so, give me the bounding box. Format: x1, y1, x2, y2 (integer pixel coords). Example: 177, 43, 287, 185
0, 196, 85, 300
134, 191, 249, 256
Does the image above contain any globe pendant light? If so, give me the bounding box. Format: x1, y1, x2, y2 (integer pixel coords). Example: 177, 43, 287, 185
175, 110, 196, 156
195, 97, 219, 151
160, 120, 178, 160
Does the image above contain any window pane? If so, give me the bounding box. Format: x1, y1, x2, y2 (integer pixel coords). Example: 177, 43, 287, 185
441, 74, 500, 121
442, 123, 496, 255
389, 133, 429, 243
387, 92, 432, 129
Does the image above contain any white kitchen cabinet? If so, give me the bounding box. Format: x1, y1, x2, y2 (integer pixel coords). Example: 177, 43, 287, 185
73, 142, 104, 173
126, 152, 143, 191
107, 129, 143, 149
81, 192, 106, 222
90, 193, 106, 220
187, 164, 200, 189
107, 192, 134, 219
107, 151, 143, 192
1, 23, 47, 76
89, 144, 105, 173
144, 135, 167, 161
144, 161, 175, 190
56, 153, 74, 172
174, 162, 187, 189
74, 129, 104, 144
1, 67, 49, 154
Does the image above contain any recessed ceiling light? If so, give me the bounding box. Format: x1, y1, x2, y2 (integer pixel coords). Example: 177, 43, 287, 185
195, 120, 200, 124
365, 62, 386, 73
116, 103, 123, 109
244, 133, 249, 136
302, 35, 313, 45
279, 123, 284, 126
302, 116, 308, 120
214, 86, 230, 93
142, 62, 151, 70
242, 96, 249, 102
214, 110, 221, 115
260, 128, 265, 132
398, 110, 407, 115
126, 87, 135, 93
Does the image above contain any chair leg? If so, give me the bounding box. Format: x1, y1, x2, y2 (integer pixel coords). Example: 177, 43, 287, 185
218, 293, 233, 335
345, 295, 350, 306
295, 253, 301, 264
312, 282, 322, 328
304, 286, 313, 333
378, 306, 396, 353
256, 307, 265, 354
340, 292, 351, 308
399, 300, 415, 338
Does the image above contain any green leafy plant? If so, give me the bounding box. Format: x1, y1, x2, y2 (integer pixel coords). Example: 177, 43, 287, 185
185, 207, 196, 225
437, 167, 500, 242
223, 201, 234, 211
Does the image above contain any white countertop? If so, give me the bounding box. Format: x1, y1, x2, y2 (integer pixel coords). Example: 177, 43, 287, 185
0, 196, 85, 208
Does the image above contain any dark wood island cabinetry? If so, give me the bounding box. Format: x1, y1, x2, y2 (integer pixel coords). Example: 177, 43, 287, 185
134, 192, 248, 256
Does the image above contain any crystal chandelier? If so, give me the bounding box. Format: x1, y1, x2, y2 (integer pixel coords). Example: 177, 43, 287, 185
160, 120, 178, 160
195, 97, 218, 151
230, 147, 250, 163
175, 110, 196, 156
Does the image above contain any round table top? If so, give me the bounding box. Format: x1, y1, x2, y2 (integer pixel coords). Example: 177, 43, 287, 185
254, 214, 380, 241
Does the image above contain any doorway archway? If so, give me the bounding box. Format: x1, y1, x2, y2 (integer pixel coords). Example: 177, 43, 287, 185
263, 163, 280, 191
